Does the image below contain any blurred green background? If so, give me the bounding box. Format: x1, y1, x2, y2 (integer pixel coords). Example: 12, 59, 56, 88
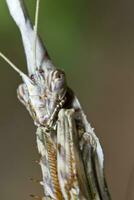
0, 0, 134, 199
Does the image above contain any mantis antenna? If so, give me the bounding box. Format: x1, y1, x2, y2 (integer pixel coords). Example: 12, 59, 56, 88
0, 52, 33, 85
33, 0, 40, 69
0, 52, 25, 77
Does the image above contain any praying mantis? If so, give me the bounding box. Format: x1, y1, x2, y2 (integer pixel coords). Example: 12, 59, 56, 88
0, 0, 111, 199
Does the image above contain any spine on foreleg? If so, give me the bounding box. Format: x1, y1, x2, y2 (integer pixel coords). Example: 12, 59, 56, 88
36, 127, 63, 200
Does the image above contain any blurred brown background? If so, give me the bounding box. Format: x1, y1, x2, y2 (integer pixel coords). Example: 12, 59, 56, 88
0, 0, 134, 199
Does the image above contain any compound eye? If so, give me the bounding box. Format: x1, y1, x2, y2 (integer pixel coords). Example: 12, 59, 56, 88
39, 69, 44, 75
52, 70, 66, 92
30, 74, 35, 81
54, 70, 65, 80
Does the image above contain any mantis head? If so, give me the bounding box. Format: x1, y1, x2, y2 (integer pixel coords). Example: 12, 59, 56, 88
0, 52, 66, 126
0, 0, 67, 127
18, 67, 67, 126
